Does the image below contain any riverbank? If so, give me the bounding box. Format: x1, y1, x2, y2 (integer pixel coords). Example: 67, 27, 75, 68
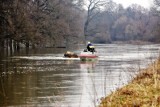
99, 59, 160, 107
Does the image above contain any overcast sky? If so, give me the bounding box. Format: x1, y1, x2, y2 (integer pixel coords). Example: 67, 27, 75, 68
112, 0, 153, 8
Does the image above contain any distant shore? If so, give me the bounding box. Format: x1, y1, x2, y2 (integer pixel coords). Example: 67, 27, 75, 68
99, 59, 160, 107
112, 40, 153, 45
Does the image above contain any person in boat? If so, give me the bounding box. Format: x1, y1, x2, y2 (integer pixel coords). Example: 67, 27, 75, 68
86, 41, 96, 53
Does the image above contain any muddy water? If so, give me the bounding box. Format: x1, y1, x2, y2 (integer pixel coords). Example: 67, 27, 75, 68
0, 44, 160, 107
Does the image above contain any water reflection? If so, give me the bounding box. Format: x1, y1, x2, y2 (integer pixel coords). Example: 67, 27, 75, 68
1, 62, 73, 106
0, 44, 160, 107
80, 61, 98, 107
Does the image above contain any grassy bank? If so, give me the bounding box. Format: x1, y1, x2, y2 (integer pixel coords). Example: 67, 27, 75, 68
99, 59, 160, 107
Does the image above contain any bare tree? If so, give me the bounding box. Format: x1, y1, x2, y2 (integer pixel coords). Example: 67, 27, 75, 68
84, 0, 109, 41
152, 0, 160, 16
152, 0, 160, 42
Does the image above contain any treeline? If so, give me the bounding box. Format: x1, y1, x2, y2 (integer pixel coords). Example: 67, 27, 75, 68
86, 1, 160, 43
0, 0, 160, 54
0, 0, 84, 54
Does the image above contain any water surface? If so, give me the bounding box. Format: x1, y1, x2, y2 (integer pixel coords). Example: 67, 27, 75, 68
0, 44, 160, 107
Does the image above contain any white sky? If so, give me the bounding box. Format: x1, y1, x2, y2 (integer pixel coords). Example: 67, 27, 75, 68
112, 0, 153, 8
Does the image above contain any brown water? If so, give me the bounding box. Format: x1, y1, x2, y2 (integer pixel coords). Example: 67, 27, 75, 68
0, 44, 160, 107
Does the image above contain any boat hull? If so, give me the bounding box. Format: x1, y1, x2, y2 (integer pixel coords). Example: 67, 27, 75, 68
80, 57, 98, 61
79, 53, 98, 61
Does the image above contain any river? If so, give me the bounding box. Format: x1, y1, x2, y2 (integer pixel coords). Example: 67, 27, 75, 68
0, 44, 160, 107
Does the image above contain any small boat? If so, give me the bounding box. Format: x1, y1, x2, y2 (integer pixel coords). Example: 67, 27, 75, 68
79, 52, 98, 61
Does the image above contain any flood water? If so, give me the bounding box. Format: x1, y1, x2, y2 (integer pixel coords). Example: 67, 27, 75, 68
0, 44, 160, 107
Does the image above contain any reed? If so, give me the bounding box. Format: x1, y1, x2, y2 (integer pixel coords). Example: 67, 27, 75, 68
99, 59, 160, 107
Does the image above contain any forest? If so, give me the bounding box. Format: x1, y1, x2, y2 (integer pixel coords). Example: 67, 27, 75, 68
0, 0, 160, 54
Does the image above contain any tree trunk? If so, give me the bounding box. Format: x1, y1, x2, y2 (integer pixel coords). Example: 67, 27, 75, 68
26, 41, 29, 54
13, 40, 17, 53
32, 43, 35, 49
16, 42, 20, 52
6, 39, 9, 56
26, 41, 29, 49
0, 40, 4, 48
9, 39, 13, 55
84, 20, 89, 41
0, 40, 5, 56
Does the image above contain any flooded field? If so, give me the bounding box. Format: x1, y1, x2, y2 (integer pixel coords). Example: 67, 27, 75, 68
0, 44, 160, 107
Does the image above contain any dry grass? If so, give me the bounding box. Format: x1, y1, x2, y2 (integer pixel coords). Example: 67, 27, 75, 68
99, 59, 160, 107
